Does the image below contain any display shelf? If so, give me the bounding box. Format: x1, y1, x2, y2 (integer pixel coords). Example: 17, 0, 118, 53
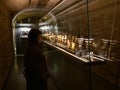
43, 41, 106, 65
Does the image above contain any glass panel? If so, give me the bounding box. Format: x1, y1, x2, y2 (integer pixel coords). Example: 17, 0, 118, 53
40, 0, 120, 89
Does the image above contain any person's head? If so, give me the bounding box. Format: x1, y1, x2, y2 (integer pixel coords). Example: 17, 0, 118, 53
28, 28, 42, 43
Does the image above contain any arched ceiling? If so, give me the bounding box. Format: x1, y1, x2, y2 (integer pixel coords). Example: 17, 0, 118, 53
14, 0, 63, 22
1, 0, 62, 23
0, 0, 84, 23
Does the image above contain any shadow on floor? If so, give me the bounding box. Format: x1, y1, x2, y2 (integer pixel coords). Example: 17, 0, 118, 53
2, 55, 58, 90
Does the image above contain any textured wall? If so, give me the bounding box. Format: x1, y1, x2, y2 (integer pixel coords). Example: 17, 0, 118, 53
0, 5, 14, 88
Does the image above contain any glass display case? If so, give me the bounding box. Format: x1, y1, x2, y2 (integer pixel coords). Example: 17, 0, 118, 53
39, 0, 120, 88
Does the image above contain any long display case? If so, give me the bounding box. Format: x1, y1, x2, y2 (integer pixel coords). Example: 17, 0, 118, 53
39, 0, 120, 88
43, 40, 106, 65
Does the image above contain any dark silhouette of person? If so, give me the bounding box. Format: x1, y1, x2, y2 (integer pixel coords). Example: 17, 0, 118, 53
24, 28, 49, 90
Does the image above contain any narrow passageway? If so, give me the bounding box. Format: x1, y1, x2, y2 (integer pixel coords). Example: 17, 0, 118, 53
2, 55, 58, 90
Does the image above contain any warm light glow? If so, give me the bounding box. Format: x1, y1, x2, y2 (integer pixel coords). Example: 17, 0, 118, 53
44, 41, 106, 63
67, 40, 71, 48
71, 42, 75, 50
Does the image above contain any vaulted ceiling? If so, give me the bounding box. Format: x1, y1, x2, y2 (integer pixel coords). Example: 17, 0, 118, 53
0, 0, 83, 23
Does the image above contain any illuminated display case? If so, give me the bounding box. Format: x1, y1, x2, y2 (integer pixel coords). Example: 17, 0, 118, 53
39, 0, 120, 87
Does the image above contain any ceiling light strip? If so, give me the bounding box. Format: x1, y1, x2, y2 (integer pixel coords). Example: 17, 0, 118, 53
56, 0, 97, 17
48, 0, 66, 14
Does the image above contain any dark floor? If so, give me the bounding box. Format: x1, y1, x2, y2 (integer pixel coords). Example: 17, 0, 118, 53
2, 52, 120, 90
1, 55, 58, 90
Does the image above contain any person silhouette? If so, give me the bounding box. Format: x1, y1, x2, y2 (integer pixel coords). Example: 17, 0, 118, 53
24, 28, 49, 90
